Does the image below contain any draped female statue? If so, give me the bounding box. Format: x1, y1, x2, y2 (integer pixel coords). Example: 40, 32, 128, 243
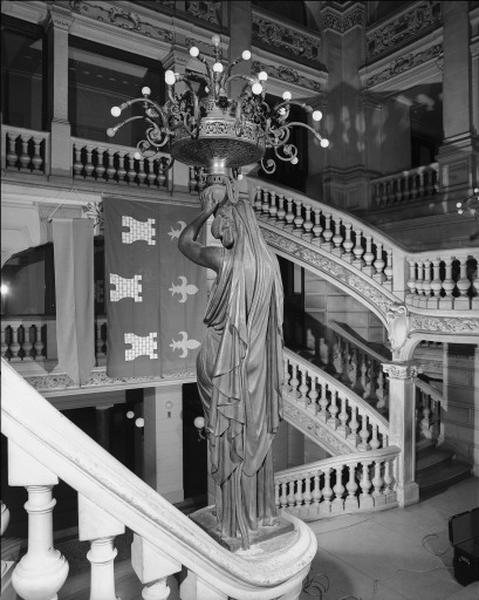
178, 178, 284, 550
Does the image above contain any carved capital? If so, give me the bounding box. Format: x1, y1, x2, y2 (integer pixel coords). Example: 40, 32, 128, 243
82, 201, 103, 235
382, 362, 421, 380
46, 6, 74, 31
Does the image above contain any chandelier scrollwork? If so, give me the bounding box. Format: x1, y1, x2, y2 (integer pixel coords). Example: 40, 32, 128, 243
107, 34, 329, 177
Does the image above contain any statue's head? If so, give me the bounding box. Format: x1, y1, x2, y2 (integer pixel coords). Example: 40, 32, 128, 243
211, 202, 236, 248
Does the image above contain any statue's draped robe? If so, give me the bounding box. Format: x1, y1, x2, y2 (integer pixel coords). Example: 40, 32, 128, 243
197, 198, 284, 547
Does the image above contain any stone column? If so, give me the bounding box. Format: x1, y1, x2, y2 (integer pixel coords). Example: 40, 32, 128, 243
45, 5, 73, 179
143, 385, 183, 503
437, 1, 478, 203
228, 1, 251, 98
382, 362, 420, 507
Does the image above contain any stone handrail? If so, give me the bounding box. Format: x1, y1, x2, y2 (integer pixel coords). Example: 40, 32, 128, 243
2, 125, 51, 175
371, 163, 439, 208
1, 359, 316, 600
275, 446, 400, 518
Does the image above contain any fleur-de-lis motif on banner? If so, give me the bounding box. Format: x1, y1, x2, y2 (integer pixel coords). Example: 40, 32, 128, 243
168, 276, 199, 303
169, 331, 201, 358
168, 220, 186, 240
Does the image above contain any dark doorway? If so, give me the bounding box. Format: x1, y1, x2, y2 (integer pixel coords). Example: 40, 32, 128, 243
182, 383, 207, 501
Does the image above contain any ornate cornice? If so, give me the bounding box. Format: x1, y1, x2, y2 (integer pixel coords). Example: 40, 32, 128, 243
366, 1, 442, 61
252, 60, 325, 93
260, 227, 396, 322
382, 362, 421, 380
252, 12, 322, 66
320, 3, 366, 34
69, 1, 174, 43
365, 43, 442, 88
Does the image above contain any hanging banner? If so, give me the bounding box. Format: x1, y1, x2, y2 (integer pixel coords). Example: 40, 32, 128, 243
103, 197, 206, 379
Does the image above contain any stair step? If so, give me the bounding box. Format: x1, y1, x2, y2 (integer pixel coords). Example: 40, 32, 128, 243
417, 458, 472, 499
416, 446, 455, 471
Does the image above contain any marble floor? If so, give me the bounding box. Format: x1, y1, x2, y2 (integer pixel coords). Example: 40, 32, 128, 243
300, 477, 479, 600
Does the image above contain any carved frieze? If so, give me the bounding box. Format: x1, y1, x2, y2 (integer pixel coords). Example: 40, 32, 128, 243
321, 4, 365, 33
382, 362, 420, 380
252, 13, 321, 65
365, 44, 442, 88
366, 1, 442, 61
251, 60, 324, 93
69, 1, 174, 43
410, 315, 479, 335
185, 0, 222, 26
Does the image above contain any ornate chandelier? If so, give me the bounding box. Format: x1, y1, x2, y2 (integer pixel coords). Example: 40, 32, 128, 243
107, 35, 329, 178
456, 186, 479, 220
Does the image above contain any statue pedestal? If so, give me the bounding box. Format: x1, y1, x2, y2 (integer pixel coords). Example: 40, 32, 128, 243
189, 506, 294, 552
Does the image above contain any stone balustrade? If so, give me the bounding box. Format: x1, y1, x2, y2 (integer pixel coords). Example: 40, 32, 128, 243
249, 178, 401, 296
284, 349, 390, 452
72, 137, 170, 189
1, 317, 52, 362
275, 446, 400, 519
371, 163, 439, 208
406, 251, 478, 311
2, 126, 50, 175
415, 377, 444, 445
2, 359, 317, 600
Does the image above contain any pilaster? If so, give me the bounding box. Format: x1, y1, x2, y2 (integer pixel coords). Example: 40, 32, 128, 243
45, 4, 73, 179
382, 362, 420, 507
437, 1, 478, 203
144, 385, 184, 503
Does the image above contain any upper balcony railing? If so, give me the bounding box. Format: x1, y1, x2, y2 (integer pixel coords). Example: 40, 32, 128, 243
371, 163, 439, 209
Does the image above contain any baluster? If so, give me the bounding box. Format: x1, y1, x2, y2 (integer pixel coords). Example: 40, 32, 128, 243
331, 466, 345, 512
332, 218, 344, 256
101, 322, 108, 356
289, 363, 300, 397
428, 257, 442, 308
1, 327, 8, 359
395, 176, 403, 202
418, 168, 425, 196
127, 154, 137, 184
23, 325, 34, 360
253, 187, 262, 212
342, 223, 353, 262
147, 157, 157, 187
328, 390, 340, 427
6, 134, 18, 168
358, 415, 370, 450
33, 324, 44, 360
19, 134, 31, 171
276, 194, 286, 223
345, 462, 359, 510
4, 326, 13, 360
275, 481, 280, 509
311, 474, 321, 505
359, 459, 374, 509
419, 392, 432, 439
16, 325, 26, 360
321, 214, 333, 251
312, 208, 323, 244
137, 157, 147, 186
95, 148, 106, 181
283, 356, 290, 391
321, 469, 333, 514
369, 424, 380, 449
358, 353, 368, 398
303, 205, 313, 239
294, 478, 303, 506
32, 136, 44, 172
372, 461, 385, 506
298, 367, 309, 407
337, 395, 349, 436
9, 443, 69, 600
106, 149, 117, 182
362, 235, 375, 276
363, 360, 374, 402
1, 501, 13, 583
10, 325, 21, 360
287, 481, 296, 507
84, 145, 94, 178
280, 480, 288, 508
95, 320, 103, 359
308, 374, 319, 412
319, 337, 330, 369
261, 189, 270, 215
284, 197, 295, 228
332, 337, 344, 379
131, 534, 181, 600
455, 255, 472, 309
383, 458, 395, 503
117, 152, 127, 183
293, 200, 304, 233
384, 249, 393, 289
158, 158, 168, 187
352, 229, 364, 269
346, 346, 359, 390
420, 259, 433, 306
78, 494, 125, 600
373, 242, 386, 283
348, 406, 359, 446
407, 258, 417, 297
73, 144, 84, 177
439, 256, 455, 309
375, 369, 387, 414
268, 191, 278, 220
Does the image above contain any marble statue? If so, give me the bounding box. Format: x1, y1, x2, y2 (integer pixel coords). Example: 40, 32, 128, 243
178, 177, 284, 550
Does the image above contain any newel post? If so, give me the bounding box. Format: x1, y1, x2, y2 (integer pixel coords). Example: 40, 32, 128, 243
382, 362, 420, 507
